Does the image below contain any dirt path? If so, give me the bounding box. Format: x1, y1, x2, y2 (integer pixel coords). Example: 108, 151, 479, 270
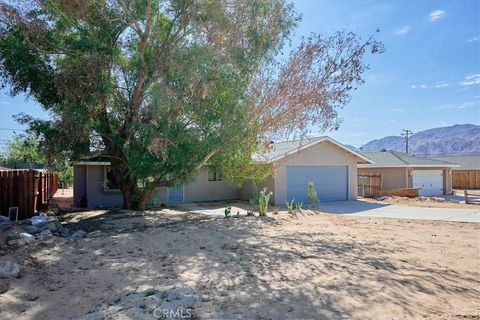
0, 208, 479, 319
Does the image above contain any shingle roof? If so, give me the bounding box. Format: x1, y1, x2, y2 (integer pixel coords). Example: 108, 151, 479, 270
360, 151, 458, 167
253, 136, 372, 163
430, 155, 480, 170
253, 137, 324, 162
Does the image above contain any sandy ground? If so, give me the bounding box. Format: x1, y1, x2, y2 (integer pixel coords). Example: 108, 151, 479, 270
0, 204, 479, 320
362, 194, 480, 209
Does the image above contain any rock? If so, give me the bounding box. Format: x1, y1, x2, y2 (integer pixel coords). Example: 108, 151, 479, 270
19, 233, 35, 244
0, 216, 9, 222
45, 222, 58, 233
22, 224, 44, 234
36, 229, 53, 240
0, 260, 20, 278
0, 280, 9, 294
87, 231, 102, 237
71, 230, 87, 238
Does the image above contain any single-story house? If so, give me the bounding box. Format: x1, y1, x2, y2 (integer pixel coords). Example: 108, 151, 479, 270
431, 155, 480, 189
73, 136, 372, 208
358, 151, 459, 197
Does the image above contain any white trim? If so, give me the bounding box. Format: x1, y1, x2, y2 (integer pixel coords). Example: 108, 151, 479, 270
267, 137, 373, 164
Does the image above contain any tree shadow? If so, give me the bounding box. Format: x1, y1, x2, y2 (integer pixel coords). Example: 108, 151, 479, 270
1, 208, 478, 320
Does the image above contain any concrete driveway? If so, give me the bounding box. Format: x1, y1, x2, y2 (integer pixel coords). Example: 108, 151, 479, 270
320, 201, 480, 223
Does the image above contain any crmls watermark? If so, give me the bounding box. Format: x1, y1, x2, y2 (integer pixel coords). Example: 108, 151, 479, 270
153, 307, 193, 319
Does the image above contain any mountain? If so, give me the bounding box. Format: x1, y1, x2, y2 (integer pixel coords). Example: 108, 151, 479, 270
360, 124, 480, 156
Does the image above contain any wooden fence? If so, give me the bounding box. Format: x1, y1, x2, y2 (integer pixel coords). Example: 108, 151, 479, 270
0, 169, 59, 220
452, 170, 480, 190
358, 174, 382, 197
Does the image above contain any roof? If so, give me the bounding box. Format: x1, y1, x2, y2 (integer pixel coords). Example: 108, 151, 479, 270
75, 136, 373, 166
358, 151, 459, 168
430, 155, 480, 170
253, 136, 372, 164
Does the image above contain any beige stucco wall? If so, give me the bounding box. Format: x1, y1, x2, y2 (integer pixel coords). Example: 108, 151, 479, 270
358, 167, 408, 190
273, 140, 359, 205
183, 170, 239, 202
239, 177, 275, 204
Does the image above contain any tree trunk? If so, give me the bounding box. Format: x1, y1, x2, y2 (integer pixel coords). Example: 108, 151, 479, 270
137, 187, 156, 211
119, 180, 138, 210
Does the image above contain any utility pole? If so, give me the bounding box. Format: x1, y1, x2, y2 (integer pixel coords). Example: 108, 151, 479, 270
401, 129, 413, 154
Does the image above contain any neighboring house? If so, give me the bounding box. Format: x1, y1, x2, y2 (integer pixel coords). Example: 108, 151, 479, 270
358, 151, 458, 197
431, 155, 480, 189
73, 136, 372, 207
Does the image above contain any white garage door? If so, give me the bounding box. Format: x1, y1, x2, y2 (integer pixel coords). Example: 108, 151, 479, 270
286, 166, 348, 203
412, 170, 444, 197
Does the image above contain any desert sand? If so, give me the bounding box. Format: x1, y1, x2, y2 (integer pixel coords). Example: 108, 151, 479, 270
0, 204, 479, 319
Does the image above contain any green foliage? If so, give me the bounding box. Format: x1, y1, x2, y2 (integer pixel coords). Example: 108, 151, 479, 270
285, 199, 294, 215
285, 198, 303, 215
224, 206, 232, 218
1, 133, 73, 187
144, 288, 157, 297
2, 134, 44, 164
0, 0, 381, 209
257, 188, 273, 216
307, 181, 319, 207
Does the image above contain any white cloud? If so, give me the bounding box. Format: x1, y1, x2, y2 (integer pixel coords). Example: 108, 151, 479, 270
460, 74, 480, 86
410, 83, 449, 89
429, 10, 445, 21
394, 25, 410, 35
0, 101, 9, 106
468, 37, 479, 42
389, 108, 405, 112
438, 100, 478, 109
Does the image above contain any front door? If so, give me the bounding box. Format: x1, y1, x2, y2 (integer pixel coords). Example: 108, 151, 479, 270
168, 185, 184, 203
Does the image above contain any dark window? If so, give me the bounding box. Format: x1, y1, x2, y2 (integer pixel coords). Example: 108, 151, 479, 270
105, 166, 120, 190
208, 171, 223, 181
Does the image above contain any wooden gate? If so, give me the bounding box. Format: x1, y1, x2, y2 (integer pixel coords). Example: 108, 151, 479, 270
358, 174, 383, 197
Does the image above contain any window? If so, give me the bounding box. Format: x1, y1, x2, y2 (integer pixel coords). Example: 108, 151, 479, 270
104, 166, 120, 190
208, 170, 223, 181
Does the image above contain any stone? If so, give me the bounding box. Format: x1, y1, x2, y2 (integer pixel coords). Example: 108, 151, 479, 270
22, 224, 44, 234
45, 222, 58, 233
19, 233, 35, 243
0, 260, 20, 278
0, 216, 9, 222
36, 229, 53, 240
71, 230, 87, 238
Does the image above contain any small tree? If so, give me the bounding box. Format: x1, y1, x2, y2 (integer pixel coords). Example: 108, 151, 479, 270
307, 181, 319, 207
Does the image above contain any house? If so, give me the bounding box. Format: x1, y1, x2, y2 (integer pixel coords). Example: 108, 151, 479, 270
358, 151, 459, 197
430, 155, 480, 189
73, 136, 372, 207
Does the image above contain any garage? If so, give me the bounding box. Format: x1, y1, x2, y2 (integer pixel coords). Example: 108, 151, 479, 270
286, 165, 348, 203
413, 170, 444, 196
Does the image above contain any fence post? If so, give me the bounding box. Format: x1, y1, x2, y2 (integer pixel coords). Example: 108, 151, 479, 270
464, 190, 469, 204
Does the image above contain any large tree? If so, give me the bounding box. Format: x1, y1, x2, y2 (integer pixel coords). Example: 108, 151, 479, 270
0, 0, 382, 209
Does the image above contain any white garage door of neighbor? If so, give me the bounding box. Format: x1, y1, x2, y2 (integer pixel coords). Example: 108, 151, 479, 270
412, 170, 444, 197
286, 166, 348, 203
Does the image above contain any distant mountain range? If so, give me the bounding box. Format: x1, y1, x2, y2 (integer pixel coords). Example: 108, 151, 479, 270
360, 124, 480, 156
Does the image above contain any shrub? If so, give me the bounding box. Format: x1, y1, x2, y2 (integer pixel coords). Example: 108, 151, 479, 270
224, 206, 232, 218
258, 188, 273, 216
307, 181, 319, 207
285, 198, 303, 215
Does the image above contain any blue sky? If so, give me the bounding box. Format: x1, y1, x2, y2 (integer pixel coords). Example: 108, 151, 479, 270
0, 0, 479, 148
